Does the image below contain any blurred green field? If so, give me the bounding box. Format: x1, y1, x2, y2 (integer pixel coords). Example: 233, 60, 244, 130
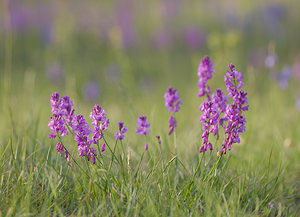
0, 0, 300, 216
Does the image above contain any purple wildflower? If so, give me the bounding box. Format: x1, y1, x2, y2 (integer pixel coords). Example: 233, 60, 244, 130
156, 135, 161, 145
199, 101, 219, 152
221, 64, 249, 154
145, 144, 148, 151
197, 56, 215, 99
168, 115, 177, 135
212, 88, 228, 126
56, 142, 71, 163
115, 122, 127, 140
164, 87, 182, 112
101, 143, 106, 152
164, 87, 182, 135
48, 93, 74, 139
90, 105, 109, 144
136, 115, 150, 135
72, 114, 97, 164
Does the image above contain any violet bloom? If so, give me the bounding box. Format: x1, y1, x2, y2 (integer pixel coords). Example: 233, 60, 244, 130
136, 115, 150, 135
101, 143, 106, 152
199, 101, 219, 152
156, 135, 161, 145
164, 87, 182, 135
48, 92, 74, 139
168, 115, 177, 135
212, 88, 228, 126
145, 144, 148, 151
90, 105, 109, 144
72, 114, 97, 164
197, 56, 215, 99
115, 122, 127, 140
221, 64, 249, 154
56, 142, 71, 163
164, 87, 182, 112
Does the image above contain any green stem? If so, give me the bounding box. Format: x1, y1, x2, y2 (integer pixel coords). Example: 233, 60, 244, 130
109, 139, 118, 171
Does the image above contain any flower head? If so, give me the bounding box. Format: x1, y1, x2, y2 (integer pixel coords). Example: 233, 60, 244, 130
197, 56, 215, 99
168, 115, 177, 135
115, 122, 127, 140
221, 64, 248, 154
90, 104, 109, 144
156, 135, 161, 145
164, 87, 182, 113
136, 115, 150, 135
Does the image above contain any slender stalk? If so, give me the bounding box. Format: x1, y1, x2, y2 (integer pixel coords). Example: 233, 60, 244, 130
109, 140, 118, 171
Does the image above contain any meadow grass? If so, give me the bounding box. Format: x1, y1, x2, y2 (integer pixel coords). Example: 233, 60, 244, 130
0, 64, 299, 217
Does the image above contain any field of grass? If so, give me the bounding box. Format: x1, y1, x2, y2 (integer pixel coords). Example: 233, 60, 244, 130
1, 0, 300, 216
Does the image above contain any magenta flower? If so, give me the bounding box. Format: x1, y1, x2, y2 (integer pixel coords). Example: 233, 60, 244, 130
164, 87, 182, 135
145, 144, 148, 151
136, 115, 150, 135
164, 87, 182, 113
48, 92, 74, 139
56, 142, 71, 163
199, 101, 219, 152
90, 105, 109, 144
156, 135, 161, 145
101, 143, 106, 152
221, 64, 249, 154
115, 122, 127, 140
168, 115, 177, 135
197, 56, 215, 99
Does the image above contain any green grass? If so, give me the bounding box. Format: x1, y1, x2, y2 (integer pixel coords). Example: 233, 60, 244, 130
0, 64, 299, 216
1, 1, 300, 214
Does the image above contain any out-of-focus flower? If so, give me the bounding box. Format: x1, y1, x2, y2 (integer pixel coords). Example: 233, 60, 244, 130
156, 135, 161, 145
197, 56, 215, 99
184, 27, 206, 51
265, 53, 278, 69
84, 81, 99, 102
46, 61, 63, 84
115, 0, 136, 48
278, 66, 292, 89
115, 122, 127, 140
164, 87, 182, 135
164, 87, 182, 113
136, 115, 150, 135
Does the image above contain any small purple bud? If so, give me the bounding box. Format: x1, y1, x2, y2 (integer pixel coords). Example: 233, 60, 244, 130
145, 144, 148, 151
156, 135, 161, 145
101, 144, 106, 152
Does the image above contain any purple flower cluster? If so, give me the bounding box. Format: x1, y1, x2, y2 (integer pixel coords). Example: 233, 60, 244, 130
90, 105, 110, 144
164, 87, 182, 113
115, 122, 127, 140
197, 56, 215, 99
164, 87, 182, 135
136, 115, 150, 150
136, 116, 150, 135
197, 57, 248, 154
72, 114, 97, 164
49, 93, 118, 164
48, 93, 75, 162
221, 64, 248, 154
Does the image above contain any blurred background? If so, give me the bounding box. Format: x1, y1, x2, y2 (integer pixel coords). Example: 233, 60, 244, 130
0, 0, 300, 158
